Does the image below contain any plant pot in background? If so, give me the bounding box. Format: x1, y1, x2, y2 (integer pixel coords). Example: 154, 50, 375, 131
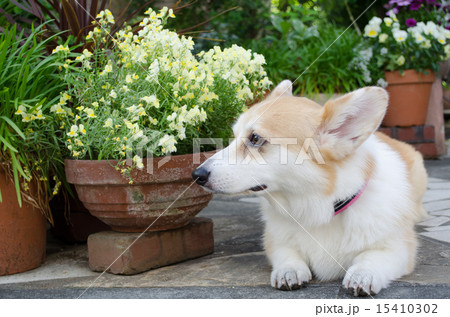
50, 184, 111, 243
0, 169, 46, 276
65, 152, 214, 233
382, 70, 435, 127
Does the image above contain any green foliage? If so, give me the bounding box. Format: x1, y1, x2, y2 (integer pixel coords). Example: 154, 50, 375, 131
250, 7, 371, 96
0, 24, 66, 221
164, 0, 272, 51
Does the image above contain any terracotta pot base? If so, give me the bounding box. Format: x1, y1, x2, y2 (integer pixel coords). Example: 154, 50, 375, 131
65, 152, 214, 233
0, 169, 46, 276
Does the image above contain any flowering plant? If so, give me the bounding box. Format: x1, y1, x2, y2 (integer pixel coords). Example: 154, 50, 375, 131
384, 0, 449, 29
51, 8, 271, 174
363, 11, 450, 76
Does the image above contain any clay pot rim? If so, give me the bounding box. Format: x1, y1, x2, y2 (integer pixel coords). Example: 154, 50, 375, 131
65, 150, 217, 185
64, 150, 217, 166
384, 69, 435, 85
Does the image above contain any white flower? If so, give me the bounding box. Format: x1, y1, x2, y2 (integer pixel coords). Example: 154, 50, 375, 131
109, 90, 117, 99
158, 134, 177, 154
445, 29, 450, 39
52, 45, 69, 54
105, 64, 113, 72
82, 49, 93, 58
393, 30, 407, 42
368, 17, 382, 26
364, 24, 380, 38
79, 124, 86, 134
384, 17, 393, 27
437, 35, 446, 45
421, 40, 431, 48
15, 105, 27, 115
380, 47, 388, 55
167, 112, 177, 121
68, 125, 78, 137
140, 95, 159, 107
125, 74, 133, 84
133, 155, 144, 169
396, 55, 405, 66
376, 78, 388, 88
103, 118, 113, 128
379, 33, 388, 43
413, 31, 425, 44
84, 108, 96, 118
445, 45, 450, 58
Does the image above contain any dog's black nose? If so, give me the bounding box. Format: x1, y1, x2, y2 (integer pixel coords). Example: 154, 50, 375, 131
192, 167, 210, 186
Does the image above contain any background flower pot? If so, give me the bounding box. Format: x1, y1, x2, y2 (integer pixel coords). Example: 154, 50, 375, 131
382, 70, 435, 127
0, 168, 46, 276
65, 152, 214, 233
50, 185, 111, 243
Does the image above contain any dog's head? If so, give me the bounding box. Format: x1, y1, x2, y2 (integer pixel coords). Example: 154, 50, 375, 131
193, 80, 388, 196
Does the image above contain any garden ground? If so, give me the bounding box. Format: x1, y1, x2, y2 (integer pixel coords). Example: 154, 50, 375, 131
0, 147, 449, 299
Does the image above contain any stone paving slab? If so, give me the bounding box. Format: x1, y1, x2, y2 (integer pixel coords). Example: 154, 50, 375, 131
424, 200, 450, 213
1, 283, 449, 299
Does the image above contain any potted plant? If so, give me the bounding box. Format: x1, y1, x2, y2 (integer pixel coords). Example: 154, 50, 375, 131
51, 7, 272, 232
364, 2, 450, 127
0, 25, 66, 275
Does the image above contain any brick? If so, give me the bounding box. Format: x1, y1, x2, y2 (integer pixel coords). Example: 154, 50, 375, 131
88, 217, 214, 275
378, 125, 435, 143
412, 143, 438, 159
377, 127, 392, 138
423, 125, 435, 140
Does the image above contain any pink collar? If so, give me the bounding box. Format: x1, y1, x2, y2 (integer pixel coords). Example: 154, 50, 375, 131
333, 179, 369, 216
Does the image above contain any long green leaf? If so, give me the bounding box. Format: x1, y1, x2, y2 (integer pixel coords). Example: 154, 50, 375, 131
0, 116, 26, 139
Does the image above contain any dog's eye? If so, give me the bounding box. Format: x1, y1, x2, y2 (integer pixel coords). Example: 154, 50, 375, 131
249, 133, 265, 147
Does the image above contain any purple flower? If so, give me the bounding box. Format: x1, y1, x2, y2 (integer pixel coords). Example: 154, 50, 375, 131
406, 18, 417, 27
446, 26, 450, 30
410, 2, 421, 10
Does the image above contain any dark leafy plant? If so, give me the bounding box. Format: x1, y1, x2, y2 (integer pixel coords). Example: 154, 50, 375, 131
0, 24, 67, 223
2, 0, 153, 52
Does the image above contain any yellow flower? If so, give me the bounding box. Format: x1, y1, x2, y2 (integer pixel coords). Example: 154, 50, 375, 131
15, 105, 26, 115
52, 45, 70, 54
35, 110, 45, 120
84, 108, 96, 118
104, 64, 113, 73
79, 124, 86, 134
68, 125, 78, 137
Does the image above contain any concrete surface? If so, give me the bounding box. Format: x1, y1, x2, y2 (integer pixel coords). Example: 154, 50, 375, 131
0, 157, 450, 299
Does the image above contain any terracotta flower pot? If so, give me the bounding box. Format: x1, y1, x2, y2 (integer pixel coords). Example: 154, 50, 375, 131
0, 168, 46, 276
382, 69, 435, 127
65, 152, 214, 233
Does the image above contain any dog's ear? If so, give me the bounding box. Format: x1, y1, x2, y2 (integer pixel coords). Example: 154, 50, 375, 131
316, 87, 388, 160
268, 80, 293, 98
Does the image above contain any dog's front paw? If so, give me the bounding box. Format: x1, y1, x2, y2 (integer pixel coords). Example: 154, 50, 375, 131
271, 266, 312, 291
342, 267, 384, 297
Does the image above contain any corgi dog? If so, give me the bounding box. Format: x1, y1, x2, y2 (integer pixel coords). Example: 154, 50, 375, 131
192, 80, 428, 296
